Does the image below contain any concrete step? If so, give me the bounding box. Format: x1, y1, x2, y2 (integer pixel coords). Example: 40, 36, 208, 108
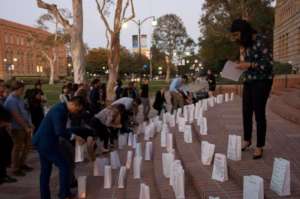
269, 96, 300, 125
172, 126, 243, 199
281, 91, 300, 110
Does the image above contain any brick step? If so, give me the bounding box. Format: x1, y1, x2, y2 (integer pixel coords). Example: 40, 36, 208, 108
204, 99, 300, 198
291, 84, 300, 89
152, 131, 198, 199
172, 126, 243, 199
269, 96, 300, 125
281, 91, 300, 110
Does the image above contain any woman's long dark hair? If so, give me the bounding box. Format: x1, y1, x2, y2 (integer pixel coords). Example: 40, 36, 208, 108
230, 19, 257, 48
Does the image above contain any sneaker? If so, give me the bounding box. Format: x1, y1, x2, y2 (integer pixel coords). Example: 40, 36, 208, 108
21, 165, 34, 172
12, 170, 26, 177
0, 175, 18, 184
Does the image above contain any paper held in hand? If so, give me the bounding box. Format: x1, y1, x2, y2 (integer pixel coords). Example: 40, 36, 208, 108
270, 158, 291, 196
221, 60, 245, 81
243, 175, 264, 199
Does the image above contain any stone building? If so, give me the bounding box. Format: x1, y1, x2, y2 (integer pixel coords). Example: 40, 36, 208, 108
0, 18, 68, 80
274, 0, 300, 70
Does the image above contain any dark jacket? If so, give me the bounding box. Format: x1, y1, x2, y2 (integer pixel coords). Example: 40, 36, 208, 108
153, 91, 165, 111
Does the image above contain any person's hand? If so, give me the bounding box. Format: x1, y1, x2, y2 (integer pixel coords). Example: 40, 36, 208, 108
76, 136, 85, 145
236, 62, 250, 70
25, 127, 33, 135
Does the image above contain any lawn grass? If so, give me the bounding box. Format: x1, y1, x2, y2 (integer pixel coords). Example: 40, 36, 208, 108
27, 80, 169, 106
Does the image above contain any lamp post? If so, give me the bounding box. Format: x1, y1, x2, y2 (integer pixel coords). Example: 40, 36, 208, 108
123, 16, 157, 79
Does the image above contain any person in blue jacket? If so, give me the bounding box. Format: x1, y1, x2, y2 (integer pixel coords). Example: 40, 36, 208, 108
32, 96, 85, 199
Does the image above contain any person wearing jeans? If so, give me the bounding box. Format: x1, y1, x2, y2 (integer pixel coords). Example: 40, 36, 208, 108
4, 81, 34, 176
230, 19, 273, 159
140, 79, 150, 121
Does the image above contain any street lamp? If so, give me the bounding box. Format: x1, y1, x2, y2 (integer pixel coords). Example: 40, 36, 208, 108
124, 16, 157, 79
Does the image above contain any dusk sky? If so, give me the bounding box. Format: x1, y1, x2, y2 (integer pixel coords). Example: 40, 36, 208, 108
0, 0, 204, 49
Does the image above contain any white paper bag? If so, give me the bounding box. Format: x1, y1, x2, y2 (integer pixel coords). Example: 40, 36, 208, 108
75, 142, 86, 163
169, 114, 176, 127
145, 142, 153, 161
270, 158, 291, 196
77, 176, 87, 199
162, 152, 175, 178
139, 183, 150, 199
243, 175, 264, 199
212, 153, 228, 182
166, 133, 173, 152
93, 157, 109, 176
170, 161, 185, 199
178, 117, 186, 133
202, 99, 208, 111
132, 134, 138, 149
227, 135, 242, 161
110, 151, 121, 169
155, 120, 163, 133
230, 92, 234, 101
183, 106, 188, 122
133, 156, 142, 179
225, 93, 229, 102
128, 133, 133, 146
201, 141, 215, 166
144, 125, 151, 141
161, 126, 167, 147
117, 166, 127, 189
208, 97, 215, 107
184, 125, 193, 143
209, 197, 220, 199
118, 133, 128, 149
169, 160, 182, 186
176, 108, 182, 123
135, 143, 142, 157
125, 150, 133, 169
198, 117, 208, 135
188, 104, 194, 124
104, 165, 112, 189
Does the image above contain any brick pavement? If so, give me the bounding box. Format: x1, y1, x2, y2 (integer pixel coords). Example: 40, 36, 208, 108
1, 85, 300, 199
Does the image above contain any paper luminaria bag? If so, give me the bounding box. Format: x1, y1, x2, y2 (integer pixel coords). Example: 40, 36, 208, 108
243, 175, 264, 199
118, 133, 128, 149
211, 153, 228, 182
270, 158, 291, 196
117, 166, 127, 189
198, 117, 208, 135
166, 133, 173, 152
110, 151, 121, 170
139, 183, 150, 199
201, 141, 215, 166
144, 141, 153, 161
209, 197, 220, 199
227, 134, 242, 161
75, 141, 86, 163
125, 150, 133, 169
77, 176, 87, 199
104, 165, 112, 189
127, 132, 133, 146
133, 156, 142, 179
161, 126, 167, 147
162, 152, 175, 178
169, 160, 185, 199
184, 124, 193, 144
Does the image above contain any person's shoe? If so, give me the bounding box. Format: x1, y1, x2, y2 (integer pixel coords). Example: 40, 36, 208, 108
242, 141, 251, 151
253, 148, 264, 160
0, 175, 18, 184
12, 170, 26, 177
21, 165, 34, 172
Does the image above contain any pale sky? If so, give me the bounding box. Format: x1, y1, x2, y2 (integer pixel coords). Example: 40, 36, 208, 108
0, 0, 204, 49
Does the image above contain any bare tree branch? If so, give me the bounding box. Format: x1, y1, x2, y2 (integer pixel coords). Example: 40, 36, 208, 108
122, 0, 135, 23
95, 0, 113, 33
37, 0, 72, 30
105, 29, 111, 48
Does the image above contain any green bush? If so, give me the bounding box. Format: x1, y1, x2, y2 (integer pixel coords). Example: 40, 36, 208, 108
273, 62, 293, 75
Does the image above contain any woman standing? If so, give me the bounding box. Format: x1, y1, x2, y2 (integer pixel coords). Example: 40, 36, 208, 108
230, 19, 273, 159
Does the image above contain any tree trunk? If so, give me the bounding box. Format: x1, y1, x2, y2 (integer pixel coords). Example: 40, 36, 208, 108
71, 0, 85, 83
165, 63, 171, 82
49, 59, 55, 85
106, 32, 121, 102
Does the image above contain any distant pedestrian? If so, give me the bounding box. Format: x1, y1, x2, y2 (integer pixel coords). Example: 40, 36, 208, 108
4, 81, 34, 176
206, 69, 216, 97
89, 79, 101, 114
115, 79, 124, 100
153, 88, 166, 116
140, 78, 150, 121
